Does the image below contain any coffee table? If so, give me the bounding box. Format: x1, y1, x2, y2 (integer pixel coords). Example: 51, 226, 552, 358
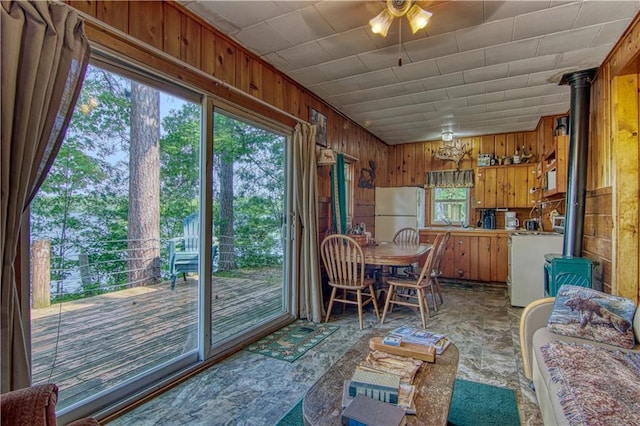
302, 332, 459, 425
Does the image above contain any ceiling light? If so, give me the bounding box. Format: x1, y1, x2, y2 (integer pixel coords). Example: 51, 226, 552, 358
369, 9, 394, 37
442, 131, 454, 142
406, 4, 432, 34
369, 1, 432, 38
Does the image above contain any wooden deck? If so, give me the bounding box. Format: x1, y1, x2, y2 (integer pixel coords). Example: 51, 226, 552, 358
31, 272, 283, 410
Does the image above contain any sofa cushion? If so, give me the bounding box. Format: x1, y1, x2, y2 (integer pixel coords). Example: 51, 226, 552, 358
547, 284, 636, 349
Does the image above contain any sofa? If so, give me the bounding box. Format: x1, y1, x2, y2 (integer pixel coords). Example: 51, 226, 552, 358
0, 384, 99, 426
520, 288, 640, 425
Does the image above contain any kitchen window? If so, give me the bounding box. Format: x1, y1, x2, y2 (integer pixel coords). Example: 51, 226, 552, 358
431, 187, 469, 225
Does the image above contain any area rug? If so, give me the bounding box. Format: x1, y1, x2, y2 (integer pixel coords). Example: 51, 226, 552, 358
275, 378, 519, 426
448, 379, 520, 426
246, 320, 338, 362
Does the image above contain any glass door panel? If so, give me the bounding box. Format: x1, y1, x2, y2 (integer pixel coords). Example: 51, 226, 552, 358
210, 110, 288, 344
29, 64, 200, 410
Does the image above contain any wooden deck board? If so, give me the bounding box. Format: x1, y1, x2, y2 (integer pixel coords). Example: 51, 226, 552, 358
31, 273, 283, 409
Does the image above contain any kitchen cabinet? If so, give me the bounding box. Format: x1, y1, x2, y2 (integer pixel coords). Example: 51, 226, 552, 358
419, 230, 509, 283
475, 164, 537, 208
491, 235, 509, 282
542, 135, 569, 197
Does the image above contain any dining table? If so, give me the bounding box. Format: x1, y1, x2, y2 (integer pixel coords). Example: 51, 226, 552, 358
361, 242, 432, 296
362, 242, 432, 267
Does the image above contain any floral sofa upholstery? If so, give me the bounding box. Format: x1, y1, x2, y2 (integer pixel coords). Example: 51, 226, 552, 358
0, 384, 99, 426
520, 285, 640, 425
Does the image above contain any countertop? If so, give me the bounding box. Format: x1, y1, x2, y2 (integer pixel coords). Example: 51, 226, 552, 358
419, 227, 560, 235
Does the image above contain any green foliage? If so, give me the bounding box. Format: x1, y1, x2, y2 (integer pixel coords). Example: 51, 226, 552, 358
159, 102, 200, 238
31, 65, 287, 301
212, 111, 285, 269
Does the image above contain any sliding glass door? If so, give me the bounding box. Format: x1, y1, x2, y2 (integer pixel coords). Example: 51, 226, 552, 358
28, 60, 294, 419
29, 64, 201, 412
210, 109, 291, 346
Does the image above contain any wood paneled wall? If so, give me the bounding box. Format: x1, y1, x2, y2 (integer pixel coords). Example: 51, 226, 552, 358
583, 189, 613, 293
588, 13, 640, 302
68, 0, 388, 238
385, 119, 568, 229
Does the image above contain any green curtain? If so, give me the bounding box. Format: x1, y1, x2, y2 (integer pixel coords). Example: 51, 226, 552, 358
330, 153, 347, 233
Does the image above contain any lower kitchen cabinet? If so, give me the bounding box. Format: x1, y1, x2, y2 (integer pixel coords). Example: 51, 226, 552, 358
419, 230, 509, 283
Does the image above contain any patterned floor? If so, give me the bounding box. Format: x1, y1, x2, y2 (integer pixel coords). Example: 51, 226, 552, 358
109, 282, 542, 425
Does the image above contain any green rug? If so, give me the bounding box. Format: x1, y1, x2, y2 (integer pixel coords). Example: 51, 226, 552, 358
246, 320, 338, 362
275, 379, 519, 425
448, 379, 520, 426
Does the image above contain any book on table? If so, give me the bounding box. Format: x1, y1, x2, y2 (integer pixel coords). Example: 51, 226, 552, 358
342, 381, 416, 414
388, 326, 451, 355
349, 367, 400, 404
341, 394, 406, 426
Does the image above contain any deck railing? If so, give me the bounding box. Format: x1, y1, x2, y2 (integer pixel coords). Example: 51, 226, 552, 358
31, 237, 163, 307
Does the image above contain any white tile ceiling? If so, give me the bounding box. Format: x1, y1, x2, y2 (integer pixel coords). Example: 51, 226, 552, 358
182, 0, 640, 145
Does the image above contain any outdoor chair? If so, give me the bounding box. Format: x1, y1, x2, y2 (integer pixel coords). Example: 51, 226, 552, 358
320, 234, 380, 330
168, 213, 217, 289
381, 233, 444, 329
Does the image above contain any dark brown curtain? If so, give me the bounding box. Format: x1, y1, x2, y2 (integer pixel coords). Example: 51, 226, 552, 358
1, 0, 90, 392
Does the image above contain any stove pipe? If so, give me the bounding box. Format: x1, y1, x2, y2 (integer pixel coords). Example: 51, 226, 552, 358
560, 68, 597, 257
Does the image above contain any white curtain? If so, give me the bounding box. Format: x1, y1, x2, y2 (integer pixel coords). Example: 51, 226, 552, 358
1, 0, 90, 392
292, 123, 324, 322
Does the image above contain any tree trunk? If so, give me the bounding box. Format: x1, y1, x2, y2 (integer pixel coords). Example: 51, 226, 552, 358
128, 82, 160, 287
218, 158, 236, 271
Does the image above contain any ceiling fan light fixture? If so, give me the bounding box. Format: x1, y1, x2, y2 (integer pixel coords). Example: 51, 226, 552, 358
406, 4, 432, 33
369, 9, 394, 37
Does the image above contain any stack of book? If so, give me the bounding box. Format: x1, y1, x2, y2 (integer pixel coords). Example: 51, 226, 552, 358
387, 326, 451, 355
342, 351, 421, 414
348, 367, 400, 404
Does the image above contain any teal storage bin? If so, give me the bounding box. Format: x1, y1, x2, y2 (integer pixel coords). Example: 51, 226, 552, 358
544, 255, 594, 297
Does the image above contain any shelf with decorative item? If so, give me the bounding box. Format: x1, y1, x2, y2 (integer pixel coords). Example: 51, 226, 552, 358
542, 135, 569, 198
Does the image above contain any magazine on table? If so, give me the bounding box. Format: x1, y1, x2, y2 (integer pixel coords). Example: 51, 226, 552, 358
388, 326, 451, 355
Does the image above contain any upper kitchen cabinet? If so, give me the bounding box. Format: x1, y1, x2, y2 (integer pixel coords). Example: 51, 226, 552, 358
542, 135, 569, 197
475, 164, 537, 209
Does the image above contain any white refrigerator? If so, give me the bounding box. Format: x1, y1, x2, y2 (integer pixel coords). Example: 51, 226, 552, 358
374, 187, 425, 242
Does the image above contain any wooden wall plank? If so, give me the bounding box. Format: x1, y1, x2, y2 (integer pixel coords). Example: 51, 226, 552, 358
214, 36, 236, 85
163, 4, 181, 59
96, 1, 128, 33
180, 14, 201, 69
200, 27, 216, 76
129, 1, 163, 50
70, 0, 96, 16
495, 134, 506, 159
612, 73, 639, 301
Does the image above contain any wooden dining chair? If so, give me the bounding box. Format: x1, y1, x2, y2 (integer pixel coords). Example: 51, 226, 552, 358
399, 231, 449, 312
320, 234, 380, 330
430, 232, 450, 307
381, 233, 444, 329
390, 227, 420, 276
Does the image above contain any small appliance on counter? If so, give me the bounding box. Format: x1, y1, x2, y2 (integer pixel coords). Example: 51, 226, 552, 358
524, 218, 539, 231
505, 211, 519, 230
478, 209, 496, 229
552, 215, 565, 233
